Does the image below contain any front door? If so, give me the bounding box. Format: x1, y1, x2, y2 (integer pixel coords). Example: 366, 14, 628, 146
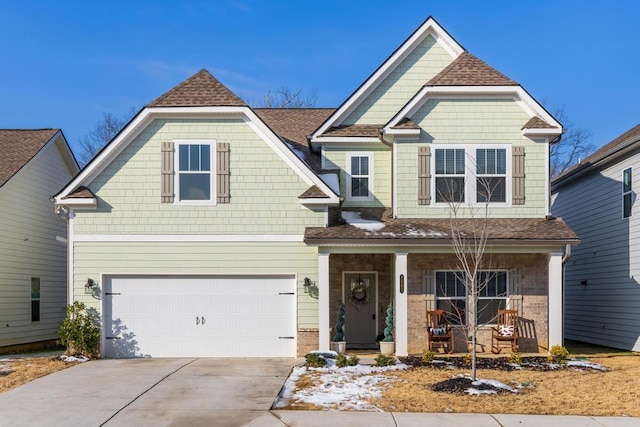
343, 272, 377, 346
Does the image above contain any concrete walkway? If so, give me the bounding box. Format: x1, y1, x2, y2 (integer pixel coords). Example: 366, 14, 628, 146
0, 358, 638, 426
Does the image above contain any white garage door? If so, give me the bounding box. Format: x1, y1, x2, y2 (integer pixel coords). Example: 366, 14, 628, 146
103, 275, 296, 358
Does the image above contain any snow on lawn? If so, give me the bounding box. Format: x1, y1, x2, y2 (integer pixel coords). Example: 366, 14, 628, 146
274, 362, 407, 411
342, 211, 385, 232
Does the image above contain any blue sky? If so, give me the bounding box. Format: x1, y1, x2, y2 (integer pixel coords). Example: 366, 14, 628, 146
1, 1, 638, 157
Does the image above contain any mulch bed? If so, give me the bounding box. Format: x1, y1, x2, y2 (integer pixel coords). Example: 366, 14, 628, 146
401, 355, 554, 371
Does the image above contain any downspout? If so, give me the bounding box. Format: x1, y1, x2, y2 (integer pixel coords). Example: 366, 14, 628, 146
560, 243, 571, 346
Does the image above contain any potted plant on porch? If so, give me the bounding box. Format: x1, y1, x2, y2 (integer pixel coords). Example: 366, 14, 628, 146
379, 303, 395, 355
331, 303, 346, 353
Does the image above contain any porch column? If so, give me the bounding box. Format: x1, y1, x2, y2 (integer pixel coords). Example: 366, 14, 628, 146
318, 252, 330, 352
548, 251, 563, 349
395, 252, 408, 356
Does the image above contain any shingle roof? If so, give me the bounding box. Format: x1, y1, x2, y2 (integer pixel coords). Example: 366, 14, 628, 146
322, 124, 382, 137
255, 108, 334, 171
299, 185, 330, 199
522, 116, 558, 130
305, 208, 578, 243
0, 129, 59, 187
554, 124, 640, 183
146, 69, 247, 107
427, 52, 518, 86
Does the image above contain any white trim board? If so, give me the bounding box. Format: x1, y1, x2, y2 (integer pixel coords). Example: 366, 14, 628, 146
73, 234, 304, 242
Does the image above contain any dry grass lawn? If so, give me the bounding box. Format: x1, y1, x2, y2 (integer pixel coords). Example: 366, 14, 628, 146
0, 357, 76, 393
374, 355, 640, 416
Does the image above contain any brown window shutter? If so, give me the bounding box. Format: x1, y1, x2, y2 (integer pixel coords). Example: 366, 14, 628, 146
161, 142, 174, 203
512, 146, 525, 205
217, 142, 230, 203
418, 146, 431, 205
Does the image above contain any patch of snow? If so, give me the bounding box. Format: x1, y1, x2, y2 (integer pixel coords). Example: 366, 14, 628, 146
319, 173, 340, 195
405, 225, 446, 238
285, 142, 306, 160
567, 360, 607, 371
466, 388, 497, 395
472, 378, 515, 392
273, 363, 407, 411
342, 211, 385, 231
60, 355, 89, 363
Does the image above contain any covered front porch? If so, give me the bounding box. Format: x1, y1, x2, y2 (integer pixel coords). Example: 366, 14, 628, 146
314, 249, 566, 356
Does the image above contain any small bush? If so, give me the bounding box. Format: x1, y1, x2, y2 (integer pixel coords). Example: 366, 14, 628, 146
462, 353, 472, 365
305, 353, 326, 368
57, 301, 100, 357
508, 350, 522, 365
375, 354, 396, 367
548, 345, 570, 364
422, 349, 435, 362
336, 353, 360, 367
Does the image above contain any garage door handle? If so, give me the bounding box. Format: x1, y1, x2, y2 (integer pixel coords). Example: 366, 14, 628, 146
201, 316, 206, 325
196, 316, 200, 325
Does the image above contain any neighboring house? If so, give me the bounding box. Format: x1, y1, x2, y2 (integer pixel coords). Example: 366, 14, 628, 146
55, 17, 577, 358
552, 125, 640, 352
0, 129, 78, 351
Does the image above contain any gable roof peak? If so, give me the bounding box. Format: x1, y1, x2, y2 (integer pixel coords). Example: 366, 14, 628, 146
427, 52, 518, 86
147, 69, 247, 107
0, 129, 61, 187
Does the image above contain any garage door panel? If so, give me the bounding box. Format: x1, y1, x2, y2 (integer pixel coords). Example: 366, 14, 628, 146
104, 275, 296, 358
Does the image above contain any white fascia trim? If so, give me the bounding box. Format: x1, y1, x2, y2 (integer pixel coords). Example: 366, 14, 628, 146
311, 136, 381, 144
58, 198, 97, 208
523, 128, 562, 137
384, 86, 562, 133
73, 234, 304, 242
55, 105, 339, 205
310, 18, 463, 140
242, 109, 339, 203
384, 128, 421, 136
300, 198, 338, 206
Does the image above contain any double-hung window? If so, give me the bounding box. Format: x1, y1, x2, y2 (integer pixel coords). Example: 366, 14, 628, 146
623, 167, 632, 218
433, 146, 509, 205
435, 270, 508, 325
476, 271, 508, 324
435, 271, 467, 324
347, 153, 373, 200
476, 148, 507, 203
435, 149, 465, 203
176, 141, 215, 203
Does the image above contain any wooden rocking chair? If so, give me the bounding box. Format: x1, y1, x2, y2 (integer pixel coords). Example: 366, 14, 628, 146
427, 309, 454, 354
491, 309, 519, 354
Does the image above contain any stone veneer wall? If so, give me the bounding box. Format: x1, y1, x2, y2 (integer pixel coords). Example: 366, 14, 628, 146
407, 253, 549, 354
297, 329, 319, 356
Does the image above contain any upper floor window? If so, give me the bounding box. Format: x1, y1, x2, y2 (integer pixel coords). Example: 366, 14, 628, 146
433, 146, 509, 205
176, 141, 215, 203
476, 148, 506, 203
347, 153, 373, 201
31, 277, 40, 322
623, 167, 632, 218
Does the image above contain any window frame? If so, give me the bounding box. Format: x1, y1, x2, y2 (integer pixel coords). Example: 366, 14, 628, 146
174, 140, 216, 205
346, 152, 374, 202
31, 277, 40, 322
434, 270, 509, 326
431, 144, 511, 207
623, 167, 632, 219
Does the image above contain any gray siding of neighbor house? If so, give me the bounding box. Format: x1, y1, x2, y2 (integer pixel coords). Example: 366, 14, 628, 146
0, 141, 72, 348
553, 148, 640, 352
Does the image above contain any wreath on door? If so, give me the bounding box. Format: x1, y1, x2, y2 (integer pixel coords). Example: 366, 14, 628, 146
349, 281, 370, 309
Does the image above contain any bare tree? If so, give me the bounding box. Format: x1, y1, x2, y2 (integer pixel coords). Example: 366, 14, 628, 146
77, 108, 136, 167
549, 105, 595, 178
260, 86, 318, 108
441, 177, 502, 380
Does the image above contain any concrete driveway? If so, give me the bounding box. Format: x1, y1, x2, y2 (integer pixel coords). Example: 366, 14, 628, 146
0, 358, 298, 426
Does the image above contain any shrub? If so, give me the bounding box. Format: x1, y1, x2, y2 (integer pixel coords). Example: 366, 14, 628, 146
382, 304, 394, 342
422, 349, 435, 362
508, 350, 522, 365
336, 353, 360, 367
375, 354, 396, 367
305, 353, 326, 368
548, 345, 570, 364
57, 301, 100, 357
462, 352, 472, 365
